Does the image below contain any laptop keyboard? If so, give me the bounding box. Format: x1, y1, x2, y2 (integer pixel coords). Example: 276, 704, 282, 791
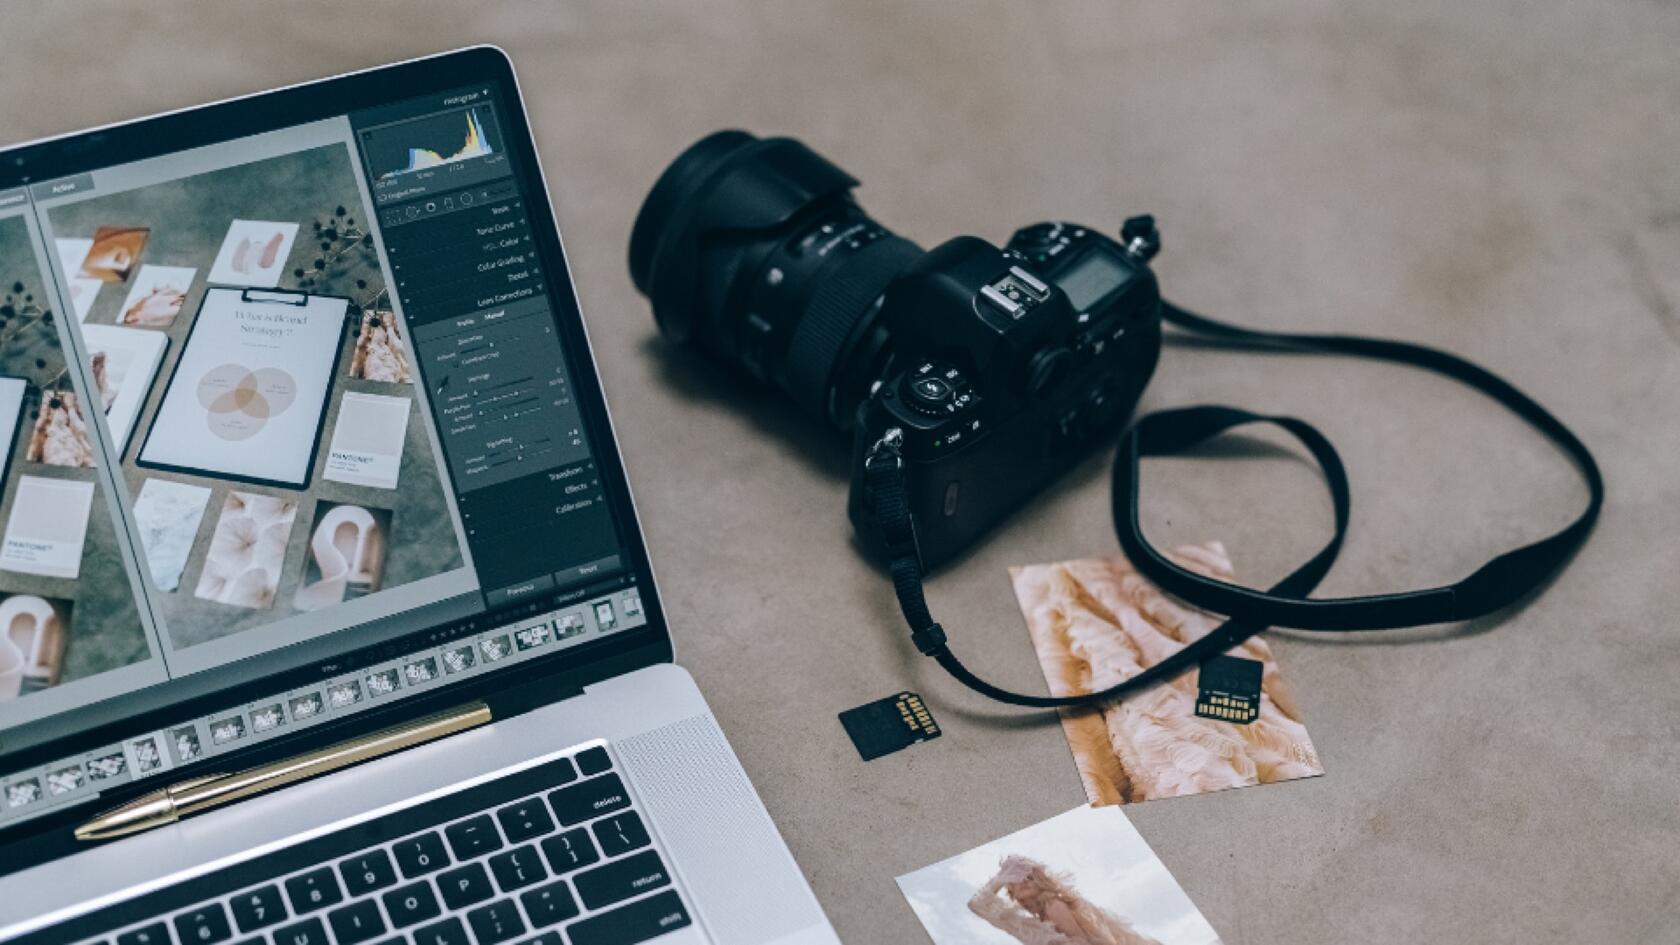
29, 742, 694, 945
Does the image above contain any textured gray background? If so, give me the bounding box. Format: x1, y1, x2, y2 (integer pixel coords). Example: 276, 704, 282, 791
2, 3, 1676, 942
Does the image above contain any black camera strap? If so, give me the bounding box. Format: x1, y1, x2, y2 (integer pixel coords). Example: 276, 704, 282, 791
866, 299, 1603, 709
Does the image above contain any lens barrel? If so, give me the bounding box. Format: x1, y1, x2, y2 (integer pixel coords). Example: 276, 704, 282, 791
629, 132, 921, 429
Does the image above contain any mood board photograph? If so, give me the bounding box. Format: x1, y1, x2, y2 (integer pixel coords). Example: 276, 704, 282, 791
0, 214, 150, 704
45, 143, 466, 654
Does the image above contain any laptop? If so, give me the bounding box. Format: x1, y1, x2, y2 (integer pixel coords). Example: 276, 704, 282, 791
0, 47, 838, 945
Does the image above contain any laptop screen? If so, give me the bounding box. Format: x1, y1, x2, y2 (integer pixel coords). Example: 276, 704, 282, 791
0, 61, 656, 832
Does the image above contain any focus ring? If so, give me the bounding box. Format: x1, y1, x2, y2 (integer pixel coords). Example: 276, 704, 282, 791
782, 235, 922, 418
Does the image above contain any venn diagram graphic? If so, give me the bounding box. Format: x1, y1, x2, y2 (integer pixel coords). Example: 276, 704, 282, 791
196, 364, 299, 440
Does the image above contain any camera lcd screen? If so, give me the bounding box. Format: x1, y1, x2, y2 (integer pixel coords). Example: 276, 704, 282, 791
1054, 245, 1132, 311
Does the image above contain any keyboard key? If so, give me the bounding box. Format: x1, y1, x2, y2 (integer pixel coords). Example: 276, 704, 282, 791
284, 867, 344, 914
548, 774, 629, 826
117, 923, 171, 945
411, 915, 470, 945
327, 899, 387, 945
519, 880, 579, 928
174, 903, 233, 943
516, 934, 563, 945
592, 811, 651, 858
575, 746, 611, 776
487, 845, 546, 892
567, 890, 691, 945
573, 850, 672, 911
270, 915, 330, 945
340, 849, 398, 895
393, 832, 451, 878
382, 880, 442, 928
230, 884, 288, 933
443, 814, 502, 860
538, 827, 599, 874
437, 861, 494, 910
465, 899, 525, 945
495, 798, 555, 842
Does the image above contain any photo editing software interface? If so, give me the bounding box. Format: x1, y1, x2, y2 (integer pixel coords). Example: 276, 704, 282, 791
0, 85, 647, 829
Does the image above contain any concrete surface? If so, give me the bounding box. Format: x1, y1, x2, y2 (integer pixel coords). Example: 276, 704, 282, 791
3, 2, 1676, 942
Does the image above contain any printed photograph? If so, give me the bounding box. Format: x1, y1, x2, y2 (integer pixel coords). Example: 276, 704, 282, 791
1011, 543, 1324, 807
78, 226, 149, 283
118, 264, 196, 327
898, 805, 1223, 945
80, 323, 167, 455
0, 593, 72, 701
295, 502, 390, 610
348, 309, 412, 383
194, 491, 299, 610
207, 219, 299, 288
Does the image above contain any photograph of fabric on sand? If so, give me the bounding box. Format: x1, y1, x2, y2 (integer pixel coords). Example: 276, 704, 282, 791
1010, 543, 1324, 807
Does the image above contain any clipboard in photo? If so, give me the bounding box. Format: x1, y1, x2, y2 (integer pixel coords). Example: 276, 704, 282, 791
137, 287, 350, 489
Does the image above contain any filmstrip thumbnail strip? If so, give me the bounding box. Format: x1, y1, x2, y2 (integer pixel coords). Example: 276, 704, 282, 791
0, 590, 643, 827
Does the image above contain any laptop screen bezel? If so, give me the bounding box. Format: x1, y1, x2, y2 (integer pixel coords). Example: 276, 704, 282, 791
0, 46, 674, 848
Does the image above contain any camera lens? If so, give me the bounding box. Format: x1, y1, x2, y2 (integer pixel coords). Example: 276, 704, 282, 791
630, 131, 922, 430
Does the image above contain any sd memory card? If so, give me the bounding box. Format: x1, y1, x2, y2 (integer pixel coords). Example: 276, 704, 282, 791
1195, 655, 1263, 724
839, 691, 941, 761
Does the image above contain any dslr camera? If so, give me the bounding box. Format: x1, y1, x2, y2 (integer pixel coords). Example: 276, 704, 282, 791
629, 132, 1164, 568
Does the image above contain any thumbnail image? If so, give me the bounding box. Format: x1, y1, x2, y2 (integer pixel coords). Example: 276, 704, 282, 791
118, 264, 196, 328
1010, 544, 1324, 807
250, 703, 285, 733
194, 491, 299, 610
349, 310, 412, 383
289, 691, 323, 720
81, 323, 167, 454
87, 750, 126, 780
45, 764, 85, 796
25, 391, 95, 467
295, 502, 390, 610
78, 226, 149, 283
207, 219, 299, 288
130, 736, 165, 774
171, 726, 202, 762
131, 478, 212, 592
898, 805, 1222, 945
0, 594, 72, 700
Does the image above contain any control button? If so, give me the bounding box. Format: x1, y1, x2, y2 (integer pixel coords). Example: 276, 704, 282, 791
484, 575, 556, 609
910, 376, 953, 405
1026, 348, 1074, 399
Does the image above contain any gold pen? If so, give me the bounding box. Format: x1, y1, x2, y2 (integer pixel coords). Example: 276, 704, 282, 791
76, 701, 493, 842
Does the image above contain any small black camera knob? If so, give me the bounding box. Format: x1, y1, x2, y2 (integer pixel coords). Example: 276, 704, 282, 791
1025, 347, 1074, 399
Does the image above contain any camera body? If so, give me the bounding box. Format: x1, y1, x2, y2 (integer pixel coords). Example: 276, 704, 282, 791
629, 132, 1162, 570
848, 223, 1162, 568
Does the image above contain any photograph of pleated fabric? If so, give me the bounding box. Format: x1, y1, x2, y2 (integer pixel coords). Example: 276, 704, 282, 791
1010, 543, 1324, 806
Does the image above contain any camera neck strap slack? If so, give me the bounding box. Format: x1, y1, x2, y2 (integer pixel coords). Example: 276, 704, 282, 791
864, 296, 1604, 709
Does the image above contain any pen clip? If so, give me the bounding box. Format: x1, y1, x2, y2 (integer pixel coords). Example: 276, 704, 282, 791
240, 287, 309, 306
